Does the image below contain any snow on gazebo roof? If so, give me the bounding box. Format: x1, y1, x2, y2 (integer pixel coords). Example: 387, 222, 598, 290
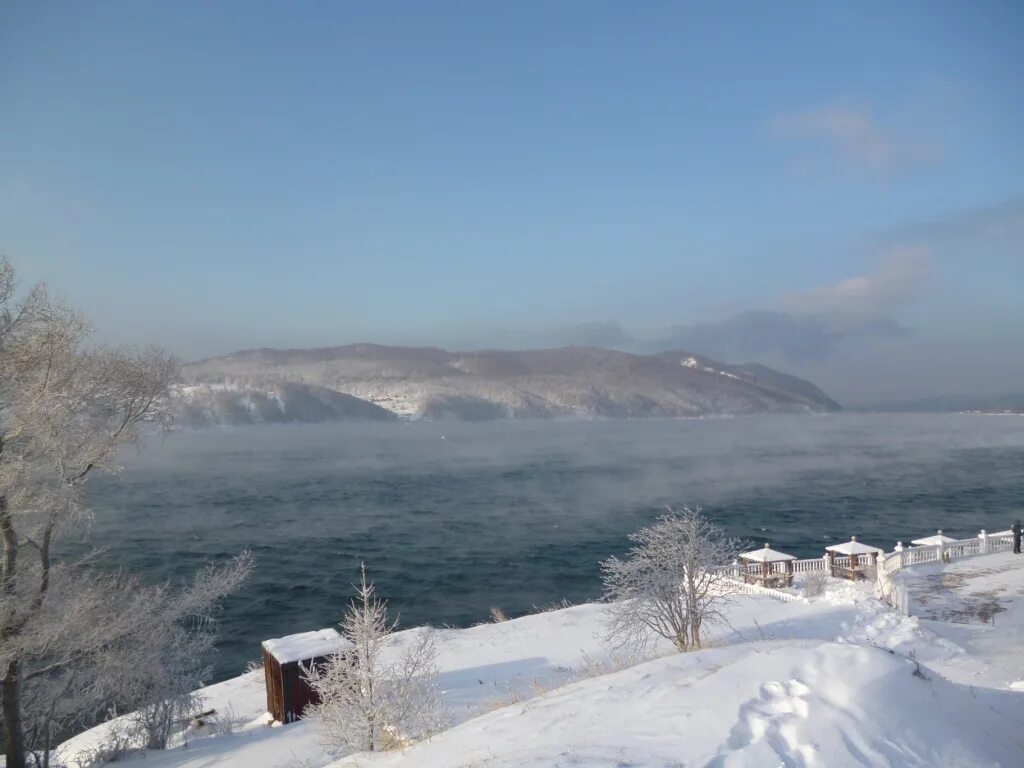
262, 628, 345, 664
740, 543, 797, 562
911, 530, 957, 546
825, 536, 883, 556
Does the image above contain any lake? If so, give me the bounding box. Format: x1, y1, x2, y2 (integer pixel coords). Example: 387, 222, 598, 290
80, 413, 1024, 682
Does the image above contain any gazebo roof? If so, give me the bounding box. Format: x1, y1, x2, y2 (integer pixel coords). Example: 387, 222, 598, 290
911, 530, 957, 546
825, 536, 883, 556
740, 543, 797, 562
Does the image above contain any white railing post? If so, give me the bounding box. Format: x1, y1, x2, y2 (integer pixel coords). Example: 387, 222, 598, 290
937, 530, 946, 561
979, 529, 988, 555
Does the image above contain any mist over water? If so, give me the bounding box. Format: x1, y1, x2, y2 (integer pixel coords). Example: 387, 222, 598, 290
79, 414, 1024, 682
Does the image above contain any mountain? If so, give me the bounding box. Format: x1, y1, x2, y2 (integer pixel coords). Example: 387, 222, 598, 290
178, 344, 840, 425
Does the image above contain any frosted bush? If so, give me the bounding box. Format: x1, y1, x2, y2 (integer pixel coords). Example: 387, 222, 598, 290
802, 572, 830, 598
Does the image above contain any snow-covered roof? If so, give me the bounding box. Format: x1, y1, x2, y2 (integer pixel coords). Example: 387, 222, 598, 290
989, 530, 1013, 537
911, 530, 957, 546
825, 537, 883, 556
740, 543, 796, 562
262, 628, 345, 664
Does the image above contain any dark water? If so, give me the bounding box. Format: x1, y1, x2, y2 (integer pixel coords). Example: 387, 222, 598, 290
79, 414, 1024, 682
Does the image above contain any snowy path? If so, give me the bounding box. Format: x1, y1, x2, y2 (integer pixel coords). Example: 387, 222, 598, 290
896, 551, 1024, 688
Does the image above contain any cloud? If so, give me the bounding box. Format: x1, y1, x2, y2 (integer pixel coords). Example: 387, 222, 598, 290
769, 104, 942, 179
782, 245, 931, 315
887, 195, 1024, 243
646, 247, 929, 363
650, 311, 907, 364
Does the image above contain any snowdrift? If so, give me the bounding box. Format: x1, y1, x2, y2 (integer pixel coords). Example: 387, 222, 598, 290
338, 640, 1022, 768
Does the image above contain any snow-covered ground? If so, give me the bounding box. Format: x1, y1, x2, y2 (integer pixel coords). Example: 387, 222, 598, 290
895, 551, 1024, 690
57, 555, 1024, 768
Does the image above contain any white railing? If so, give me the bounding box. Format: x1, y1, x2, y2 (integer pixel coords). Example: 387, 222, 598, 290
946, 538, 979, 558
988, 534, 1013, 553
734, 561, 789, 577
793, 557, 827, 573
719, 530, 1016, 608
877, 531, 1015, 610
881, 550, 902, 574
722, 577, 808, 604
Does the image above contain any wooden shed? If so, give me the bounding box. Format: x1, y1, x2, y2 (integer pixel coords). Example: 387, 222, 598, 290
262, 628, 345, 723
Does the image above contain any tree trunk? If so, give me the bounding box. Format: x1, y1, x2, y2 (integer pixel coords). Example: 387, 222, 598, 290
0, 494, 17, 596
1, 490, 27, 768
4, 660, 27, 768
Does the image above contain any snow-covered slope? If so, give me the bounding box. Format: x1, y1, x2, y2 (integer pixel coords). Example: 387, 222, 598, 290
174, 379, 397, 426
344, 641, 1020, 768
178, 344, 840, 424
57, 558, 1024, 768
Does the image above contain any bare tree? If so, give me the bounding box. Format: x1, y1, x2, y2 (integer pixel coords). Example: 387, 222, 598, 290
114, 552, 253, 751
19, 552, 251, 765
0, 255, 248, 768
302, 563, 445, 753
601, 506, 741, 652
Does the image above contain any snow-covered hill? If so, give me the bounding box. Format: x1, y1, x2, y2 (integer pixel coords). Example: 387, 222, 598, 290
57, 554, 1024, 768
178, 344, 841, 425
347, 641, 1016, 768
174, 380, 397, 426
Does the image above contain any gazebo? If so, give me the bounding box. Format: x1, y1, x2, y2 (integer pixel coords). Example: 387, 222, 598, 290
825, 536, 884, 581
739, 543, 797, 588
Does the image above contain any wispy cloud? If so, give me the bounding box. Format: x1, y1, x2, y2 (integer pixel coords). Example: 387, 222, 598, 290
782, 245, 931, 316
645, 247, 929, 363
769, 104, 943, 180
886, 195, 1024, 243
651, 311, 906, 363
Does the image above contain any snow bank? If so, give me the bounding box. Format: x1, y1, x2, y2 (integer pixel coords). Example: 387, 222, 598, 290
56, 556, 1024, 768
334, 640, 1024, 768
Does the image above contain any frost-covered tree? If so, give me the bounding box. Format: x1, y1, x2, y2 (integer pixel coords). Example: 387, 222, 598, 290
109, 553, 253, 751
17, 553, 251, 764
601, 506, 741, 652
0, 256, 249, 768
302, 564, 445, 753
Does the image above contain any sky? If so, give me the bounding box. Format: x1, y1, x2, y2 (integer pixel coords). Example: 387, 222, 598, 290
1, 1, 1022, 403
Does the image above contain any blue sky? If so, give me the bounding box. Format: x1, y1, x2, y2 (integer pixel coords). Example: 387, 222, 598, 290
2, 1, 1022, 401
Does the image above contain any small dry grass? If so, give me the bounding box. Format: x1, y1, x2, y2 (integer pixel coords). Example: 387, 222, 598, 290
529, 598, 575, 614
489, 606, 508, 623
575, 648, 661, 681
